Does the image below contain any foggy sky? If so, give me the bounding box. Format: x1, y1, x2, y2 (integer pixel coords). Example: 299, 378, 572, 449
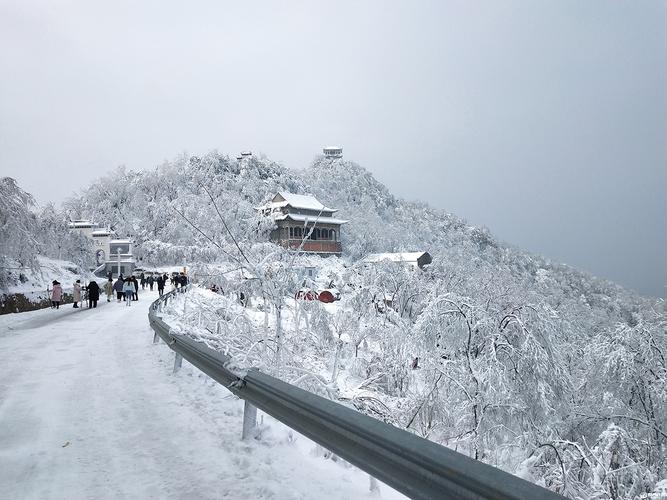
1, 1, 665, 297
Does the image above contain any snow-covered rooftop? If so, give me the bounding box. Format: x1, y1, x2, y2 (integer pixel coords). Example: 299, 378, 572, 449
256, 192, 338, 213
279, 192, 336, 211
68, 220, 98, 228
361, 252, 432, 267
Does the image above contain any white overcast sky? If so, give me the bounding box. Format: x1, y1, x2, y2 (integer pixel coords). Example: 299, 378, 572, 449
1, 1, 665, 297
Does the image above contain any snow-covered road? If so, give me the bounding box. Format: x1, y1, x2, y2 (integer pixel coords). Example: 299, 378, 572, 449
0, 291, 404, 499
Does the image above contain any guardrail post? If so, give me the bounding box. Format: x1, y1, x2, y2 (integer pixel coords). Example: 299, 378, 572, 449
153, 331, 160, 344
242, 401, 257, 440
369, 476, 380, 495
173, 352, 183, 372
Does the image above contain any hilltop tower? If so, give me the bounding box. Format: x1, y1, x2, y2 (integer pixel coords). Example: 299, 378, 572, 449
323, 146, 343, 159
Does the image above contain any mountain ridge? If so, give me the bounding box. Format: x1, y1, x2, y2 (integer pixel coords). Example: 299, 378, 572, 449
60, 150, 655, 311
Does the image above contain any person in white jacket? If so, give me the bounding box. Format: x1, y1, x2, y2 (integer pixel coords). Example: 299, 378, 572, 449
123, 278, 134, 307
72, 280, 81, 308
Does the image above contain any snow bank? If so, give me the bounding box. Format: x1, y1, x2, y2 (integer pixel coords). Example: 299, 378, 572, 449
1, 256, 93, 313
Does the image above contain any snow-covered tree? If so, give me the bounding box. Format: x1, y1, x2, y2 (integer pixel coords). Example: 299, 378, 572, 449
58, 150, 666, 498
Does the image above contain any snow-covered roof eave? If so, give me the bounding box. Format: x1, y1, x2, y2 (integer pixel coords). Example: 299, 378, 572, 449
277, 192, 338, 212
256, 191, 340, 214
275, 213, 349, 225
255, 202, 339, 213
68, 222, 98, 228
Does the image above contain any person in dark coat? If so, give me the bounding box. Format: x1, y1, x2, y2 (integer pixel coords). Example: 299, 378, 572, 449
147, 274, 155, 291
113, 277, 124, 302
131, 276, 139, 301
156, 275, 164, 296
179, 273, 188, 291
140, 272, 146, 290
87, 281, 100, 308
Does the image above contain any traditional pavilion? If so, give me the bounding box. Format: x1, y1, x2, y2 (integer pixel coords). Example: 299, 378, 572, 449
256, 192, 348, 256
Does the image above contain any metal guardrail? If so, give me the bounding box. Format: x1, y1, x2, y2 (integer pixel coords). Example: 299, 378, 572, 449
148, 287, 565, 500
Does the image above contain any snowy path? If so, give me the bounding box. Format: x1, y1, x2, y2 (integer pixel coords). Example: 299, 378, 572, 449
0, 291, 404, 500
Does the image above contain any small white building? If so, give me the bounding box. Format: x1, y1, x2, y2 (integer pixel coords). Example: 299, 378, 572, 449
104, 239, 135, 278
323, 146, 342, 159
361, 252, 432, 270
68, 220, 135, 277
91, 228, 115, 266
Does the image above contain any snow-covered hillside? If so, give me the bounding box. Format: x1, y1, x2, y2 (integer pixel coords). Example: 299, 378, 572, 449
3, 256, 83, 296
0, 256, 90, 314
37, 151, 667, 497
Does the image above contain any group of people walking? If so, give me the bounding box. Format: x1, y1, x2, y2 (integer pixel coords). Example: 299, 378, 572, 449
50, 279, 102, 309
111, 276, 141, 306
49, 271, 188, 310
72, 279, 102, 308
111, 273, 176, 306
169, 273, 189, 292
139, 272, 188, 297
139, 273, 157, 291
